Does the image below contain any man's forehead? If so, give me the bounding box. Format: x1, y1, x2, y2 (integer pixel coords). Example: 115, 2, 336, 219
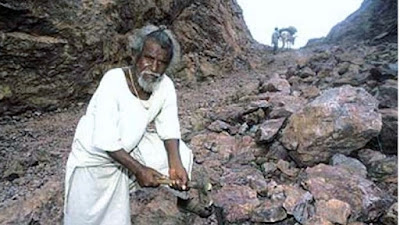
143, 38, 164, 49
142, 39, 170, 59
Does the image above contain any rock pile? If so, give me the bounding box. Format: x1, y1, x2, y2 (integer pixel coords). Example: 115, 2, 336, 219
181, 42, 397, 224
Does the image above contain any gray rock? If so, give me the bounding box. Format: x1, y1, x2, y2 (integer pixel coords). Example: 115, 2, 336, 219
330, 154, 367, 178
255, 118, 286, 143
251, 200, 287, 223
380, 202, 398, 225
374, 79, 398, 108
357, 149, 386, 166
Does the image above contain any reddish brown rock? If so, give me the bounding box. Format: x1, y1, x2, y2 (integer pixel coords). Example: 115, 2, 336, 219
315, 199, 351, 225
282, 184, 313, 215
281, 85, 382, 166
214, 185, 259, 222
304, 164, 390, 221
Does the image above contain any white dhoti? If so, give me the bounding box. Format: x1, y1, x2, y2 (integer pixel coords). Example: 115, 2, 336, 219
64, 132, 193, 225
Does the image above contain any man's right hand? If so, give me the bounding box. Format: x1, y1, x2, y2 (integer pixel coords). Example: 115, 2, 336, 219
107, 150, 165, 188
135, 166, 165, 187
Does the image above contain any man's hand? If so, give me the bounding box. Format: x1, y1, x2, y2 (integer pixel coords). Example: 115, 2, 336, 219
135, 166, 165, 187
169, 164, 189, 191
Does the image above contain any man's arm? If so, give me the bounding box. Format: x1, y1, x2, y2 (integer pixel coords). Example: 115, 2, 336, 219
107, 150, 164, 187
164, 139, 188, 190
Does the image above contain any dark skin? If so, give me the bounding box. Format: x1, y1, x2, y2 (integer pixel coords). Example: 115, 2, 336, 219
108, 38, 188, 191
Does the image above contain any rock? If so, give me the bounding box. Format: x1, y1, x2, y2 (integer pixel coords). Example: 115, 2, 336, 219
242, 108, 265, 126
261, 92, 307, 115
369, 65, 398, 82
211, 101, 269, 126
315, 199, 351, 225
248, 174, 268, 194
357, 148, 386, 166
220, 165, 263, 186
0, 179, 62, 224
336, 62, 350, 75
238, 122, 249, 135
214, 185, 259, 222
196, 159, 223, 185
299, 67, 315, 78
269, 106, 293, 119
282, 184, 313, 215
255, 118, 286, 143
374, 79, 398, 108
276, 159, 299, 177
324, 0, 397, 44
347, 222, 366, 225
304, 216, 333, 225
330, 154, 367, 178
265, 141, 289, 161
3, 160, 26, 182
260, 74, 291, 94
281, 85, 382, 166
300, 86, 320, 98
190, 132, 237, 163
292, 200, 316, 224
304, 164, 391, 221
366, 108, 398, 154
266, 180, 286, 202
245, 100, 271, 112
378, 108, 398, 154
251, 200, 287, 223
207, 120, 231, 133
380, 202, 398, 225
224, 136, 258, 166
262, 162, 277, 176
130, 189, 185, 225
368, 156, 398, 181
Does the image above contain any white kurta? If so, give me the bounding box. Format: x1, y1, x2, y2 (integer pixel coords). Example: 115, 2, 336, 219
64, 68, 193, 225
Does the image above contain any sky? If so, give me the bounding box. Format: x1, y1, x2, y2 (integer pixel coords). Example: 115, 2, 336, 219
237, 0, 363, 49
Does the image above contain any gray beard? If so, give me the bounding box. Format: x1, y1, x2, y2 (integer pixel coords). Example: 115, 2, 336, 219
138, 72, 162, 93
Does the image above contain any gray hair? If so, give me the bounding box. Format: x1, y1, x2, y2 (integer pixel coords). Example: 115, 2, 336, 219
127, 24, 181, 74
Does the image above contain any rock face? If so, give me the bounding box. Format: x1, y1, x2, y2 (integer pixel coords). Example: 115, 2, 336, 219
324, 0, 397, 44
0, 0, 255, 115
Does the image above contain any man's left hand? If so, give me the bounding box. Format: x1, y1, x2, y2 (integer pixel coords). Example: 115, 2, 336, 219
168, 164, 189, 191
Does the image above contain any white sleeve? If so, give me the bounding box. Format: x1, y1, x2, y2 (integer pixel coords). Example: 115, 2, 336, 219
91, 70, 123, 151
155, 79, 181, 140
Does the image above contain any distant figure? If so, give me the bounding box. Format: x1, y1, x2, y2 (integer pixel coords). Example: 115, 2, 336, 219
280, 31, 292, 49
271, 27, 280, 54
279, 26, 298, 50
289, 35, 296, 48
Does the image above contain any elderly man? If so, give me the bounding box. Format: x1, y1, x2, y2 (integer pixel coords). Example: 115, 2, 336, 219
64, 25, 212, 225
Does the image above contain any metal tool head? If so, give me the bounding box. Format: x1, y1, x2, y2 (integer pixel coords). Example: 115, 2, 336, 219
157, 171, 213, 207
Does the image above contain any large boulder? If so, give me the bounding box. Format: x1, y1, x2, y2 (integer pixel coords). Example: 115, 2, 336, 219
280, 85, 382, 166
304, 164, 391, 222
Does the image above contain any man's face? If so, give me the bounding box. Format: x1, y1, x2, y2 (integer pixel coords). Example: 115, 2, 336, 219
136, 39, 171, 93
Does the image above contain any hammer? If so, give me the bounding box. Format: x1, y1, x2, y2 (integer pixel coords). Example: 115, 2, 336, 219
157, 176, 213, 207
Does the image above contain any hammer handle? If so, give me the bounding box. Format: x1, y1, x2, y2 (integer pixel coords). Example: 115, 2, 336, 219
157, 178, 198, 188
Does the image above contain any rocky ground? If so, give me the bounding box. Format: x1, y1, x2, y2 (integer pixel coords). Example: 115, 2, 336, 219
0, 43, 397, 225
